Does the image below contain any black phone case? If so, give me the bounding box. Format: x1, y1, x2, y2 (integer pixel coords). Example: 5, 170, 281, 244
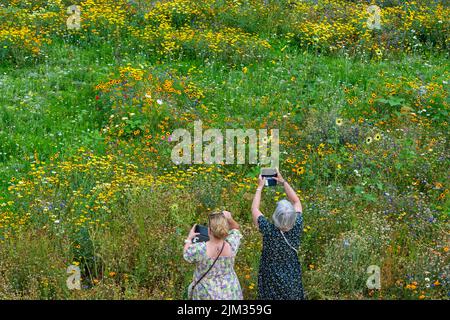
194, 225, 209, 242
262, 170, 278, 187
261, 172, 277, 178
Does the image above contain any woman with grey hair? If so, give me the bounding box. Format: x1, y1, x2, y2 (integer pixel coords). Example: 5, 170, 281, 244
251, 169, 305, 300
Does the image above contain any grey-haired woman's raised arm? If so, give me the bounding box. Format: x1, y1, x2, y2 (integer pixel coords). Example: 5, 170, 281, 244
251, 175, 265, 226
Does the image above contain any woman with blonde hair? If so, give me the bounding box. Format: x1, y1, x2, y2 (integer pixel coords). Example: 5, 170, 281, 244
183, 210, 243, 300
251, 169, 305, 300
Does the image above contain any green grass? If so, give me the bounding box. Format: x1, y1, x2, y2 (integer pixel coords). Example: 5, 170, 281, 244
0, 42, 148, 191
2, 40, 446, 170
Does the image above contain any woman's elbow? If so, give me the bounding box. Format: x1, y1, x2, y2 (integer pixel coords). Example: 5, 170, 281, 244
293, 200, 302, 212
230, 221, 240, 230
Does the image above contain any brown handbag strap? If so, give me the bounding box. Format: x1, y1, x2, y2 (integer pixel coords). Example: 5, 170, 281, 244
189, 241, 225, 299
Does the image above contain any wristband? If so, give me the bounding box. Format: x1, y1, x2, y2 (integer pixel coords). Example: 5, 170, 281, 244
184, 239, 192, 244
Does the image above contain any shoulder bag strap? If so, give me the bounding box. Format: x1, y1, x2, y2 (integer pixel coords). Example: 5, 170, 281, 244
280, 230, 299, 254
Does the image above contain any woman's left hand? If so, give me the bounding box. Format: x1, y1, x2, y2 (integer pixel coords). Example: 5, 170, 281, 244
274, 168, 285, 184
187, 224, 199, 241
257, 175, 265, 188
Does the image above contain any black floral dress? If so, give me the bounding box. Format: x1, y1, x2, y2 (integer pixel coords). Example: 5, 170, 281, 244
257, 213, 305, 300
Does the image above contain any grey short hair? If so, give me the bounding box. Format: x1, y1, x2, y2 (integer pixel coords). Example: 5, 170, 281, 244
273, 199, 297, 231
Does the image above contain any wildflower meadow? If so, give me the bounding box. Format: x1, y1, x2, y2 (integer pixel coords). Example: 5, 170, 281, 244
0, 0, 448, 300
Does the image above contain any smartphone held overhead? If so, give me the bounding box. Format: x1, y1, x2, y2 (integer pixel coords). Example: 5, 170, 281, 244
261, 168, 277, 187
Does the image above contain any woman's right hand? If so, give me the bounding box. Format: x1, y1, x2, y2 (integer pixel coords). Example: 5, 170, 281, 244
222, 210, 240, 230
222, 210, 232, 220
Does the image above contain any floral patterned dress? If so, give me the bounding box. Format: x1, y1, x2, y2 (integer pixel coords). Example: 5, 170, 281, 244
257, 213, 305, 300
183, 229, 243, 300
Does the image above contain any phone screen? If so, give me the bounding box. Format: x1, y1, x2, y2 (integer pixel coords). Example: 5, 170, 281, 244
194, 225, 210, 242
261, 168, 277, 187
265, 178, 277, 186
